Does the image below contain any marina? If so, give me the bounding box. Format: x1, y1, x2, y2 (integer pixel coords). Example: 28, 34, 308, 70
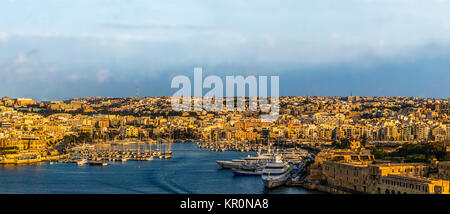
0, 142, 317, 194
61, 139, 172, 166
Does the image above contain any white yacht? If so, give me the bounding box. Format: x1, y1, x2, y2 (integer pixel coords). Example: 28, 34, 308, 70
244, 154, 273, 163
76, 159, 88, 166
216, 159, 247, 169
216, 151, 274, 169
233, 164, 265, 176
261, 156, 291, 189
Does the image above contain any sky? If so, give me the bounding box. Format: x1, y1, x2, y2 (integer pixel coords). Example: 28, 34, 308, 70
0, 0, 449, 101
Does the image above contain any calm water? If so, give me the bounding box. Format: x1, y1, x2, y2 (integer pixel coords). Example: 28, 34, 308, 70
0, 142, 315, 194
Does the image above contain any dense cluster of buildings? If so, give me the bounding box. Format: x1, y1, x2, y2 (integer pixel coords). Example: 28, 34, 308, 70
1, 96, 449, 152
3, 96, 449, 145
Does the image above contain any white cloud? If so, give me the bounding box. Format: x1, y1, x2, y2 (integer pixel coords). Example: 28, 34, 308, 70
12, 53, 27, 66
101, 21, 210, 30
444, 23, 450, 31
330, 33, 343, 39
0, 32, 10, 41
3, 52, 33, 74
0, 50, 58, 83
67, 73, 80, 82
96, 69, 110, 83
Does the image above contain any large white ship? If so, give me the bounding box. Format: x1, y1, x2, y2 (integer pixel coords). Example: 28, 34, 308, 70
261, 156, 291, 189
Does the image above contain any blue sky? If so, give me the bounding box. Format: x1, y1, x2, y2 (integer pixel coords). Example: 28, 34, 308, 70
0, 0, 449, 100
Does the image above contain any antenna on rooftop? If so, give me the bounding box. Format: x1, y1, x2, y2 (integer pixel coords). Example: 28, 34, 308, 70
136, 86, 139, 98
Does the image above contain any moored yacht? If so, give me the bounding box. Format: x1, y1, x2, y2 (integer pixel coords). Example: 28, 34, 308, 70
232, 164, 264, 176
261, 156, 291, 189
76, 159, 88, 166
240, 153, 274, 165
216, 151, 274, 169
216, 159, 247, 169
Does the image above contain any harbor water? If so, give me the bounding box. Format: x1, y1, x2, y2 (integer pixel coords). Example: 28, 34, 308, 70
0, 142, 316, 194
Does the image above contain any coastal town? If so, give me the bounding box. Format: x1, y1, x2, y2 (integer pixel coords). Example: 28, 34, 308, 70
1, 96, 450, 194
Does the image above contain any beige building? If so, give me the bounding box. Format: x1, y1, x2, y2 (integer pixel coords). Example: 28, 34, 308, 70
322, 161, 372, 193
378, 174, 450, 194
123, 126, 139, 138
14, 98, 37, 107
438, 161, 450, 180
